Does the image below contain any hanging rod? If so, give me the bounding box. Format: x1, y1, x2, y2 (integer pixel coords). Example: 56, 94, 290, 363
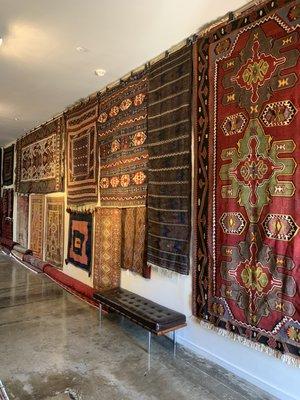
20, 0, 265, 139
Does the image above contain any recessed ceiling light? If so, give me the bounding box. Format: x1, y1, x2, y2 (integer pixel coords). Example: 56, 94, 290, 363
94, 68, 106, 77
76, 46, 88, 52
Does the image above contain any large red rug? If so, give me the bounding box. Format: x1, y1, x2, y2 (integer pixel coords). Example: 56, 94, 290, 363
193, 0, 300, 364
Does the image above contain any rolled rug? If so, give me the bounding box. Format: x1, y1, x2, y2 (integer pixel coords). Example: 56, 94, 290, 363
12, 244, 32, 255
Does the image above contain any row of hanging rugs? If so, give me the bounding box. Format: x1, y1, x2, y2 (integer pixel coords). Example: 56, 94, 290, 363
9, 44, 193, 277
0, 0, 299, 365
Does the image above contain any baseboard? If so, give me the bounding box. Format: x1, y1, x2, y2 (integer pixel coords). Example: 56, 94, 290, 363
177, 335, 297, 400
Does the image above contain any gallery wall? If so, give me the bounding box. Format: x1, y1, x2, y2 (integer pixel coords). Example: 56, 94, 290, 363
0, 1, 299, 399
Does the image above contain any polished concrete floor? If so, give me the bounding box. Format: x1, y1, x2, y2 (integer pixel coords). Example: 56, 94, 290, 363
0, 253, 277, 400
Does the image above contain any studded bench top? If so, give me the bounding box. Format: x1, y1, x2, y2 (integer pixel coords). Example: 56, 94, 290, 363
94, 288, 186, 334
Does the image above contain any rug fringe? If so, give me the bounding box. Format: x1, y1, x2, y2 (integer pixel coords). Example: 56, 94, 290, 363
66, 205, 96, 213
192, 317, 300, 368
148, 262, 183, 279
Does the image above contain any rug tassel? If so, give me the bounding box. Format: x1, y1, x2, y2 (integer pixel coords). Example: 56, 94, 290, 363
191, 317, 300, 368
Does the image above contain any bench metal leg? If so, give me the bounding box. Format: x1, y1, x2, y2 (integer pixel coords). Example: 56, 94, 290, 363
99, 304, 102, 329
148, 331, 151, 371
173, 330, 177, 357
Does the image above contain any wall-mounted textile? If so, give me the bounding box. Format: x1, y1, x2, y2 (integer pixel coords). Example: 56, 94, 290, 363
193, 0, 300, 363
1, 189, 14, 243
16, 195, 29, 248
66, 100, 99, 206
67, 212, 92, 272
2, 188, 13, 220
122, 207, 150, 278
147, 45, 192, 275
93, 208, 121, 291
98, 76, 148, 207
45, 197, 64, 268
2, 145, 14, 186
15, 118, 64, 193
0, 147, 2, 186
29, 194, 45, 259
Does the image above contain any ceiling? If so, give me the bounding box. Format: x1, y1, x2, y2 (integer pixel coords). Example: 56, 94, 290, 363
0, 0, 248, 146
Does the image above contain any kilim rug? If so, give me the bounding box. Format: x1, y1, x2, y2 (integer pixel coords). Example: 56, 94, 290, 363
0, 198, 2, 238
2, 145, 14, 186
29, 194, 45, 259
67, 211, 92, 273
1, 189, 14, 243
15, 118, 64, 193
98, 76, 148, 207
193, 0, 300, 364
45, 196, 64, 268
121, 207, 150, 278
0, 148, 2, 186
93, 208, 122, 291
66, 99, 99, 206
147, 45, 192, 275
16, 195, 29, 248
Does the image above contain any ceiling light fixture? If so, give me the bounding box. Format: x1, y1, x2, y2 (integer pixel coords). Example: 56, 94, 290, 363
76, 46, 88, 52
0, 38, 3, 47
14, 117, 20, 121
94, 68, 106, 77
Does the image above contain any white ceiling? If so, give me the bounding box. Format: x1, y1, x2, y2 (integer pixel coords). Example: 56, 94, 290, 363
0, 0, 248, 146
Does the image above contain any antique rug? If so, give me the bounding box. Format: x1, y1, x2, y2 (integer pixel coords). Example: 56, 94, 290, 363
67, 211, 92, 273
121, 207, 150, 278
16, 195, 29, 248
0, 148, 2, 186
29, 194, 45, 259
66, 100, 99, 206
15, 118, 64, 193
98, 75, 148, 207
45, 196, 64, 268
193, 0, 300, 364
147, 45, 192, 275
93, 208, 122, 291
2, 145, 14, 186
1, 189, 14, 243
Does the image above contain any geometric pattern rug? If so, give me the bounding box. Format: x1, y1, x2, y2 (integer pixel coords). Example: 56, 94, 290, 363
29, 194, 45, 259
15, 118, 64, 194
67, 211, 93, 273
193, 0, 300, 364
98, 75, 148, 207
66, 100, 99, 207
16, 195, 29, 248
93, 208, 122, 290
45, 196, 64, 268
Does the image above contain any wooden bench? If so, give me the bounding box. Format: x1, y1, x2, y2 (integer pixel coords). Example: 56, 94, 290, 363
93, 288, 186, 368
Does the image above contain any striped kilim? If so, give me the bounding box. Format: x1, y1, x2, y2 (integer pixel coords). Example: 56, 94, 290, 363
147, 45, 192, 275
